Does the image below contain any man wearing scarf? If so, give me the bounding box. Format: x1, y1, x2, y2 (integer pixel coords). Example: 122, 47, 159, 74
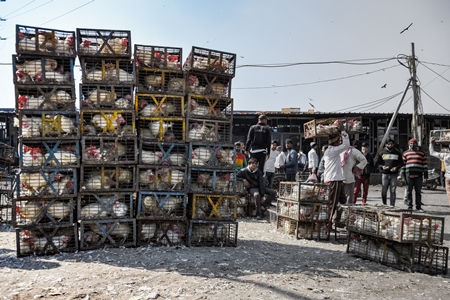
340, 143, 367, 205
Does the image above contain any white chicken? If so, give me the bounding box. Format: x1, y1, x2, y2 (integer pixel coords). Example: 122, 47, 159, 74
21, 116, 42, 138
49, 90, 74, 106
78, 40, 100, 55
141, 223, 157, 240
87, 88, 117, 106
20, 172, 50, 194
85, 69, 108, 81
91, 113, 126, 132
17, 95, 45, 110
141, 150, 163, 164
144, 74, 163, 90
114, 168, 133, 184
80, 203, 110, 218
217, 149, 234, 167
167, 153, 187, 166
16, 58, 58, 78
110, 222, 131, 241
101, 142, 127, 161
109, 68, 134, 82
83, 173, 115, 190
22, 145, 44, 167
112, 201, 129, 217
44, 149, 77, 166
158, 169, 185, 190
47, 175, 74, 196
150, 121, 173, 137
46, 201, 72, 220
139, 169, 156, 187
115, 95, 133, 109
42, 71, 71, 83
192, 146, 212, 164
99, 37, 128, 55
45, 115, 76, 135
142, 195, 160, 215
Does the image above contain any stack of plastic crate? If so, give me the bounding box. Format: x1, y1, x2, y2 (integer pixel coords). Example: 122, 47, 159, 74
276, 181, 330, 240
13, 25, 79, 256
347, 206, 448, 275
76, 28, 136, 250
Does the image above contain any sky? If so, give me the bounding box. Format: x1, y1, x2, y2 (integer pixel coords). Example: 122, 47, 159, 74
0, 0, 449, 114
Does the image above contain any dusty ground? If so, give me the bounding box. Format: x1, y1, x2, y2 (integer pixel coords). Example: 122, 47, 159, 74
1, 185, 449, 300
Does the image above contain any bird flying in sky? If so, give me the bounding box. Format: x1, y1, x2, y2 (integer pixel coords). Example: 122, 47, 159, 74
381, 84, 387, 88
309, 103, 315, 108
400, 22, 413, 34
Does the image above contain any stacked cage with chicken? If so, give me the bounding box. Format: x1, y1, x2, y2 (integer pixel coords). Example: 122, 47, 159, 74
14, 25, 79, 257
0, 144, 15, 224
346, 205, 448, 275
275, 181, 331, 241
76, 28, 137, 250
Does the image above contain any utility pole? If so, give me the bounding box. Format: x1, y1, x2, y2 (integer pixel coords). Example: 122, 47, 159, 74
410, 42, 423, 146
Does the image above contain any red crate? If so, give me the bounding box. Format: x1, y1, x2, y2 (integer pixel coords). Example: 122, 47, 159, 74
137, 165, 187, 192
19, 140, 80, 169
76, 28, 131, 58
79, 84, 134, 110
18, 112, 80, 140
139, 142, 188, 166
13, 198, 75, 227
186, 94, 233, 120
136, 94, 185, 118
13, 55, 74, 85
80, 110, 136, 137
81, 136, 137, 164
189, 143, 235, 169
16, 85, 76, 111
138, 117, 185, 143
137, 219, 187, 246
183, 46, 236, 78
80, 57, 134, 84
78, 192, 134, 220
17, 168, 77, 199
79, 219, 136, 250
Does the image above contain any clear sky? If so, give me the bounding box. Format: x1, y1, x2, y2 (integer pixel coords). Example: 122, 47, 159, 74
0, 0, 449, 114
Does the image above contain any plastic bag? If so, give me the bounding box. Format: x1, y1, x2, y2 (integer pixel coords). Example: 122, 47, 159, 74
306, 173, 318, 183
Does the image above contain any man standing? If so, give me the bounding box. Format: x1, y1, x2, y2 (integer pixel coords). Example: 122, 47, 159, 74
308, 142, 319, 175
402, 138, 428, 212
376, 139, 403, 206
245, 115, 272, 173
264, 140, 280, 189
430, 137, 450, 206
280, 139, 298, 181
341, 141, 367, 205
234, 141, 247, 171
353, 142, 374, 205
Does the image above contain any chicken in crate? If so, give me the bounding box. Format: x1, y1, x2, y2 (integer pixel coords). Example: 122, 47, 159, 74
185, 95, 233, 120
186, 119, 232, 144
134, 44, 182, 70
137, 165, 187, 192
19, 140, 80, 169
187, 220, 238, 247
135, 69, 186, 94
79, 84, 134, 110
13, 55, 74, 85
276, 215, 298, 236
183, 46, 237, 78
277, 199, 329, 222
189, 194, 237, 220
80, 165, 135, 192
16, 85, 76, 111
14, 198, 75, 227
139, 142, 188, 166
16, 224, 78, 257
189, 143, 235, 168
413, 244, 449, 275
189, 169, 235, 194
303, 117, 363, 139
278, 181, 328, 202
137, 220, 187, 247
16, 24, 76, 57
430, 129, 450, 144
189, 73, 233, 98
18, 112, 80, 140
80, 110, 135, 137
80, 57, 134, 84
18, 168, 77, 199
76, 28, 131, 57
82, 136, 137, 164
79, 219, 136, 250
136, 192, 187, 219
78, 192, 134, 220
297, 221, 330, 241
137, 117, 185, 143
136, 94, 184, 118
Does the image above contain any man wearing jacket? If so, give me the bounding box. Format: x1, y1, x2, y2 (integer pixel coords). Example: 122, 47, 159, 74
376, 139, 404, 206
341, 144, 367, 205
353, 142, 374, 205
245, 115, 272, 173
236, 158, 277, 220
280, 139, 298, 181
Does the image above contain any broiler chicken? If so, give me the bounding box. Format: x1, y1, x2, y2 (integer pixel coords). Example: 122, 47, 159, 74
21, 116, 42, 138
109, 68, 134, 82
99, 37, 128, 55
217, 148, 234, 167
80, 203, 110, 218
112, 201, 129, 217
192, 146, 212, 165
49, 90, 74, 106
47, 175, 74, 196
158, 169, 185, 190
16, 201, 45, 222
149, 121, 173, 137
44, 149, 77, 166
83, 172, 115, 190
144, 74, 163, 90
22, 145, 44, 167
214, 173, 232, 192
113, 168, 132, 184
87, 88, 117, 106
17, 95, 45, 110
91, 113, 126, 133
20, 172, 50, 194
46, 201, 72, 220
141, 150, 163, 164
139, 169, 156, 187
140, 223, 157, 240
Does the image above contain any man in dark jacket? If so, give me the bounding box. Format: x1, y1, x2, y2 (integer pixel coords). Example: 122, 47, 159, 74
279, 139, 298, 181
236, 158, 277, 219
245, 115, 272, 172
353, 142, 374, 205
376, 139, 404, 206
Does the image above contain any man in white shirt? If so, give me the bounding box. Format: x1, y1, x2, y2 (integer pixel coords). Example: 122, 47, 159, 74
264, 140, 280, 188
308, 142, 319, 174
274, 146, 286, 173
341, 144, 367, 204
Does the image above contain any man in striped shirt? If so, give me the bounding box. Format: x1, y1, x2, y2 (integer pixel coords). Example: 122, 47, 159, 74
402, 138, 428, 212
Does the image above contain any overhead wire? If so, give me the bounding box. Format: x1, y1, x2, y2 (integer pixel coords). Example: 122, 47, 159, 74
420, 87, 450, 113
336, 91, 404, 112
38, 0, 95, 26
5, 0, 53, 20
1, 0, 35, 18
236, 57, 397, 68
418, 61, 450, 85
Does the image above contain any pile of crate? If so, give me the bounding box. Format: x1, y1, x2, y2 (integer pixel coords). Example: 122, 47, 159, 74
347, 205, 448, 275
76, 28, 137, 250
275, 181, 330, 240
13, 25, 79, 256
0, 142, 15, 223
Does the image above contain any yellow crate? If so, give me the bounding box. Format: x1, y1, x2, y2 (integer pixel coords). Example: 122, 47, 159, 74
191, 194, 237, 220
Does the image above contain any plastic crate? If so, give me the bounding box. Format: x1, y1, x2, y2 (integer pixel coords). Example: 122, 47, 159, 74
139, 142, 188, 166
303, 117, 363, 139
187, 220, 238, 247
186, 94, 233, 120
189, 168, 236, 194
13, 198, 75, 227
79, 218, 136, 250
278, 181, 329, 202
0, 143, 15, 163
17, 168, 77, 199
186, 118, 232, 144
190, 194, 237, 220
183, 46, 236, 78
430, 129, 450, 144
18, 112, 80, 140
80, 57, 134, 84
81, 136, 137, 164
16, 85, 76, 111
80, 110, 136, 137
136, 94, 185, 118
79, 84, 134, 110
136, 191, 187, 220
78, 192, 134, 220
16, 24, 76, 57
134, 44, 182, 71
137, 117, 185, 143
189, 143, 235, 169
13, 55, 75, 85
19, 140, 80, 169
16, 224, 78, 257
137, 219, 187, 247
76, 28, 131, 58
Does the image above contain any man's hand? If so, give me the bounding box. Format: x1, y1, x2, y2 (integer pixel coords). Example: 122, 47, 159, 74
390, 166, 397, 172
280, 165, 286, 170
243, 179, 250, 188
430, 136, 436, 144
337, 121, 345, 132
382, 166, 389, 170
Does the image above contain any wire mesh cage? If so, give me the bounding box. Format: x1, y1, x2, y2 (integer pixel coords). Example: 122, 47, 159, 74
187, 220, 238, 247
135, 69, 186, 94
17, 168, 77, 199
0, 191, 13, 223
13, 198, 75, 227
79, 84, 134, 110
80, 110, 136, 137
16, 24, 76, 57
189, 168, 236, 194
190, 194, 237, 220
19, 140, 80, 169
278, 181, 329, 202
134, 44, 182, 71
303, 117, 363, 139
413, 244, 449, 275
18, 112, 80, 140
137, 219, 187, 247
136, 191, 187, 220
81, 136, 137, 164
13, 55, 75, 85
79, 218, 136, 250
189, 143, 235, 168
16, 224, 78, 257
297, 221, 330, 240
80, 165, 135, 192
136, 165, 187, 192
276, 215, 298, 236
277, 198, 329, 221
139, 142, 188, 166
430, 129, 450, 144
16, 85, 76, 111
78, 192, 134, 220
0, 142, 15, 163
185, 94, 233, 120
137, 117, 185, 143
186, 118, 232, 144
136, 94, 185, 118
347, 206, 383, 236
80, 58, 134, 84
188, 72, 233, 98
183, 46, 237, 78
76, 28, 132, 58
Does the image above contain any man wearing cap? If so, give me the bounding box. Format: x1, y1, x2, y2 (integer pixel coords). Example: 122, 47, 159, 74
308, 142, 319, 175
263, 140, 281, 188
376, 139, 404, 206
245, 115, 272, 173
402, 138, 428, 212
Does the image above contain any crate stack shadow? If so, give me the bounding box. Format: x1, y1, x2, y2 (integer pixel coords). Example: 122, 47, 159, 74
13, 25, 79, 257
76, 28, 137, 251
